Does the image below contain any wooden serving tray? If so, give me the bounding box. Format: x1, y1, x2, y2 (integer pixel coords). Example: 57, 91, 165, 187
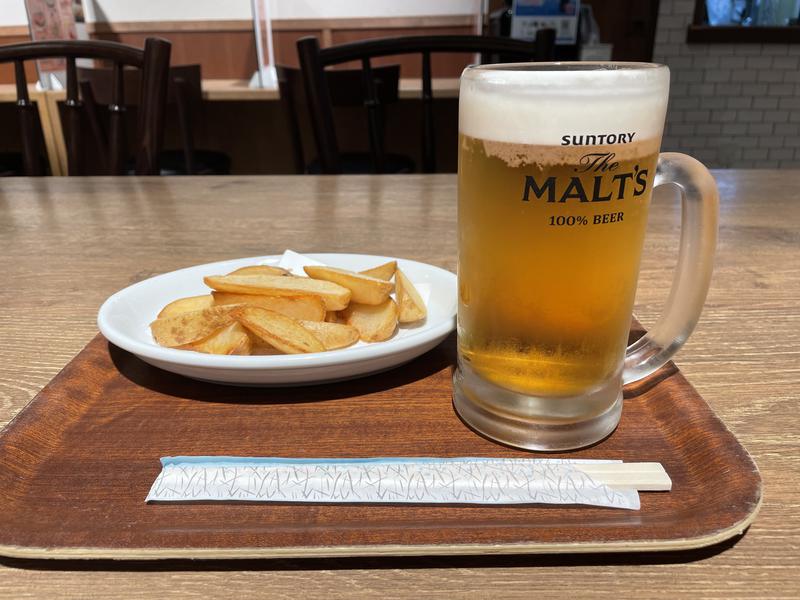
0, 332, 761, 560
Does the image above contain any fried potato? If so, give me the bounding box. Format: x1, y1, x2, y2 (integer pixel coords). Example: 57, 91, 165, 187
182, 322, 252, 355
227, 265, 290, 277
343, 298, 398, 342
150, 304, 242, 347
233, 306, 325, 354
157, 294, 214, 319
204, 274, 351, 311
325, 310, 343, 323
212, 291, 325, 321
243, 330, 281, 355
303, 265, 393, 305
251, 344, 282, 355
298, 320, 359, 350
153, 257, 423, 355
395, 268, 427, 323
359, 260, 397, 281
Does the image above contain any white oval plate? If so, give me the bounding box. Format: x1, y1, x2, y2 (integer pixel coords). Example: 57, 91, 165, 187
97, 253, 457, 386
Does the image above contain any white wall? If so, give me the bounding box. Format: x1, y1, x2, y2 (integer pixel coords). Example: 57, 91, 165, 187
83, 0, 251, 22
82, 0, 482, 23
0, 0, 29, 26
270, 0, 482, 19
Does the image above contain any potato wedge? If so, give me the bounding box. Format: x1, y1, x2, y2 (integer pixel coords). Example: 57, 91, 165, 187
157, 294, 214, 319
359, 260, 397, 281
204, 274, 350, 311
212, 291, 325, 321
244, 330, 281, 355
150, 304, 242, 347
343, 298, 398, 342
227, 265, 290, 277
325, 310, 344, 323
395, 268, 427, 323
251, 344, 282, 355
182, 322, 252, 355
298, 320, 359, 350
233, 306, 325, 354
303, 265, 393, 305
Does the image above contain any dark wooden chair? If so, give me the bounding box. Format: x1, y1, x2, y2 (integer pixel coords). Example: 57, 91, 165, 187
78, 64, 231, 175
297, 32, 556, 174
277, 64, 414, 174
0, 38, 170, 176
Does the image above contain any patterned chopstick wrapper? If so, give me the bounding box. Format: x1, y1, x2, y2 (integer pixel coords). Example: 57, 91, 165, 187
146, 457, 640, 510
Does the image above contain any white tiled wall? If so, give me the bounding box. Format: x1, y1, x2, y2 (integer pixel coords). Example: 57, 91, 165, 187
654, 0, 800, 167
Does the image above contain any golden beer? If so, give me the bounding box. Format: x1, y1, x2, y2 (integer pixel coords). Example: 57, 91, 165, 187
454, 62, 717, 451
458, 134, 659, 397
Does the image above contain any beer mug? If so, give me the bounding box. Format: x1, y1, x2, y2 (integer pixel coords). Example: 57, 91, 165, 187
454, 63, 718, 450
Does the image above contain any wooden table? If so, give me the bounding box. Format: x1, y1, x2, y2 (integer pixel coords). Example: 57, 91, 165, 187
0, 173, 796, 598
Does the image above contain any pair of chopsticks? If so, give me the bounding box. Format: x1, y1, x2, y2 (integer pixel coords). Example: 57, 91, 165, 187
572, 462, 671, 491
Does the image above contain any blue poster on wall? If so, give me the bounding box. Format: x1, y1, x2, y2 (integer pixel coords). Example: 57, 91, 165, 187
511, 0, 580, 45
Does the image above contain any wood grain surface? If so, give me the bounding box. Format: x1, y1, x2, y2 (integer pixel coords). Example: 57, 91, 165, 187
0, 330, 760, 559
0, 174, 796, 598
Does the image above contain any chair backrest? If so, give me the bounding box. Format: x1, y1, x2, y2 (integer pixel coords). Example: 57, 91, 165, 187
78, 64, 201, 175
297, 33, 556, 174
0, 38, 171, 176
277, 64, 401, 174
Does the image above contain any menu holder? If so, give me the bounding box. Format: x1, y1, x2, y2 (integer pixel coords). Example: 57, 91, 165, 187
23, 0, 78, 89
249, 0, 277, 89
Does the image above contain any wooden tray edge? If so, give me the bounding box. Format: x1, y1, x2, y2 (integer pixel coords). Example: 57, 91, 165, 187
0, 494, 762, 561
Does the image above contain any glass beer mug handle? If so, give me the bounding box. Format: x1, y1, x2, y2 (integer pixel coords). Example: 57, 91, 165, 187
623, 152, 719, 384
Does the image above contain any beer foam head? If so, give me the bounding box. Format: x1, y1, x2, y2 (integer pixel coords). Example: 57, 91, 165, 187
460, 63, 669, 146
